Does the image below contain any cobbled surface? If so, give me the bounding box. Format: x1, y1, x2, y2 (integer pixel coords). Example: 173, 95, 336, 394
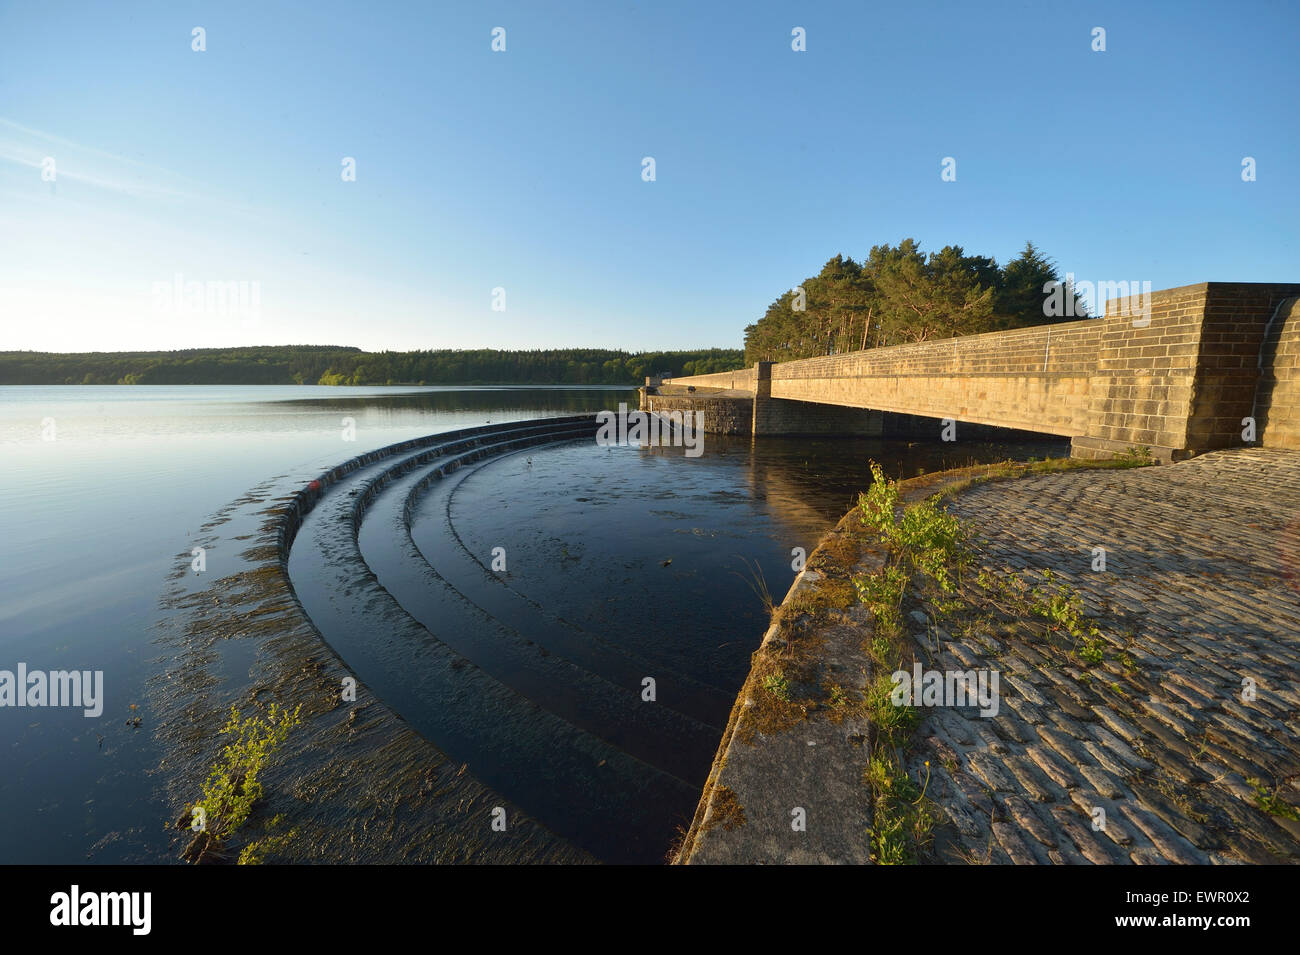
912, 448, 1300, 864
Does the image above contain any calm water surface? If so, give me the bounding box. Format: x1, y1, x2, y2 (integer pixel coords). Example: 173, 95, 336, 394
0, 385, 1063, 863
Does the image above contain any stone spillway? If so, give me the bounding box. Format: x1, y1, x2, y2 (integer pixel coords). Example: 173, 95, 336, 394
279, 417, 729, 862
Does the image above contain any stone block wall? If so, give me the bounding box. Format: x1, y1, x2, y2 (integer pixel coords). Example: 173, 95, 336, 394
768, 320, 1101, 379
662, 366, 758, 392
1072, 283, 1300, 461
1256, 296, 1300, 448
661, 282, 1299, 457
766, 323, 1097, 436
1070, 283, 1209, 461
1192, 286, 1300, 451
641, 393, 753, 435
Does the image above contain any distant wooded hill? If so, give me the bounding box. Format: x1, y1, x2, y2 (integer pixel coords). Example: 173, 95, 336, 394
0, 346, 745, 386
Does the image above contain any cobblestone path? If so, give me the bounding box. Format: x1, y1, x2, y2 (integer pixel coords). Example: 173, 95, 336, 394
913, 448, 1300, 864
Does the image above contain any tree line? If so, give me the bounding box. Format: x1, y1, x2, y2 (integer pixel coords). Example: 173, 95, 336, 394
0, 345, 745, 386
4, 241, 1088, 385
743, 240, 1090, 364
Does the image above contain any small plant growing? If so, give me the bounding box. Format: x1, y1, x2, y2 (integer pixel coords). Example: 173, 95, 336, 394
864, 671, 918, 737
237, 814, 300, 865
1028, 570, 1101, 644
190, 702, 302, 859
1247, 778, 1300, 821
859, 463, 968, 593
859, 462, 901, 536
1079, 636, 1106, 665
865, 748, 935, 865
735, 557, 776, 617
868, 632, 895, 666
1116, 445, 1155, 466
762, 670, 792, 703
896, 498, 967, 593
854, 564, 908, 641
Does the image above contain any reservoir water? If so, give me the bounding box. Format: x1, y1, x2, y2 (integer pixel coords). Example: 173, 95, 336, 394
0, 385, 1065, 863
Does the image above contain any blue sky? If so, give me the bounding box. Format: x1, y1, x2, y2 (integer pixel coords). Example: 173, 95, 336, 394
1, 0, 1295, 353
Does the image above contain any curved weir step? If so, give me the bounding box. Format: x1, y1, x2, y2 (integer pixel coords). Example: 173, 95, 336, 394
358, 440, 723, 782
284, 417, 702, 862
406, 452, 737, 724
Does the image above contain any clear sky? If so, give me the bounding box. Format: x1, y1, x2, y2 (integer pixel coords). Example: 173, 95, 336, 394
1, 0, 1295, 354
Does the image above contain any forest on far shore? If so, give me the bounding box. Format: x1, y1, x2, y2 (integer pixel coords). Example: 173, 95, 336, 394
0, 346, 745, 386
6, 240, 1091, 385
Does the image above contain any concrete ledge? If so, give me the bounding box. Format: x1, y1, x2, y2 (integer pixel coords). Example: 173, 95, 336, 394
674, 466, 985, 864
673, 513, 883, 864
1069, 435, 1188, 463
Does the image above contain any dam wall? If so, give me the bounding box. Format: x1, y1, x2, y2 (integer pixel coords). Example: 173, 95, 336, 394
651, 282, 1300, 461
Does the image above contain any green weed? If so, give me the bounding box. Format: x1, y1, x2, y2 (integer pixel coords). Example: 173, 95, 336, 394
762, 670, 792, 703
196, 702, 302, 847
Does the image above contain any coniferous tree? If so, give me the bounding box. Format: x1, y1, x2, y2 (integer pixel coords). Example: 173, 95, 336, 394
994, 241, 1089, 327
